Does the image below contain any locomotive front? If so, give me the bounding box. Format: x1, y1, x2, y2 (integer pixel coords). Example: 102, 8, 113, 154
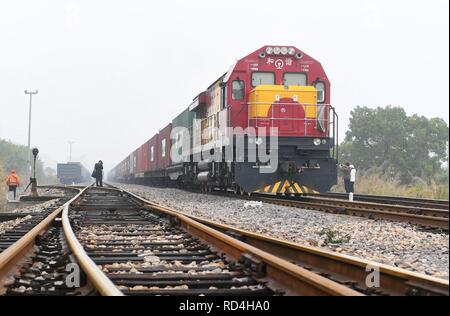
201, 45, 339, 194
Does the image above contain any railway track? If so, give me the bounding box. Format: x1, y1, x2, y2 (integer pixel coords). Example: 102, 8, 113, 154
164, 184, 448, 230
112, 184, 449, 296
0, 185, 361, 296
227, 192, 448, 231
308, 192, 449, 211
0, 186, 80, 253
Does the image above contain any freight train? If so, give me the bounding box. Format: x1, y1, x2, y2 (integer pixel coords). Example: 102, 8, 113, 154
57, 162, 91, 185
109, 45, 338, 194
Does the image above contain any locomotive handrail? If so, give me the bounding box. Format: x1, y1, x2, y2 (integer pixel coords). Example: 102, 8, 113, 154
247, 102, 331, 105
247, 102, 332, 137
333, 106, 339, 162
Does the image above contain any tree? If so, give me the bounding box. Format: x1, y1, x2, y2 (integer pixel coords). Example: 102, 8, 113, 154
0, 139, 57, 185
340, 106, 449, 184
0, 160, 6, 207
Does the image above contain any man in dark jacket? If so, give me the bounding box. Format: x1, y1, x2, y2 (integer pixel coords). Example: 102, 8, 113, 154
339, 163, 352, 193
94, 160, 104, 187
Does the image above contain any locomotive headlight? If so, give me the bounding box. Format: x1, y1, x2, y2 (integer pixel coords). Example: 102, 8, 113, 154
273, 47, 281, 55
288, 47, 296, 55
322, 139, 327, 145
313, 138, 321, 146
280, 47, 288, 55
266, 47, 274, 55
255, 137, 263, 145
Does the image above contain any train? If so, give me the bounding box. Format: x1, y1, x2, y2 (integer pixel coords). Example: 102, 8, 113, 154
109, 45, 339, 194
57, 162, 91, 184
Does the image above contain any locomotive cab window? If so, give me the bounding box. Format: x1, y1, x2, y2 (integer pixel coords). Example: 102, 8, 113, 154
232, 80, 245, 100
315, 81, 326, 103
283, 73, 307, 86
251, 72, 275, 87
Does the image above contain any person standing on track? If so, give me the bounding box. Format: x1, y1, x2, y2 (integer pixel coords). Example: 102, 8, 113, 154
93, 160, 104, 187
5, 170, 20, 201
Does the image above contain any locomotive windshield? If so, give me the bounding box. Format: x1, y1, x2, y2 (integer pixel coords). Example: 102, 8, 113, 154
251, 72, 275, 87
283, 73, 307, 86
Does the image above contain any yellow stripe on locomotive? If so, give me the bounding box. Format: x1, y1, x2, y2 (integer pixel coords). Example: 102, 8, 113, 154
248, 85, 319, 119
255, 180, 319, 195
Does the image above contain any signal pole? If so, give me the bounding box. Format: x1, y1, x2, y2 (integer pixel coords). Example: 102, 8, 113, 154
25, 90, 38, 176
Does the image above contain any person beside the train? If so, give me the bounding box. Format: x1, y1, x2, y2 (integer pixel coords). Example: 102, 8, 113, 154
5, 170, 20, 201
339, 163, 352, 193
349, 164, 356, 194
93, 160, 104, 187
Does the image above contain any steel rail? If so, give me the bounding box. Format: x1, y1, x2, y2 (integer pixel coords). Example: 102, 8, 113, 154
250, 194, 449, 230
1, 184, 123, 296
61, 204, 124, 296
311, 192, 449, 210
182, 188, 448, 229
117, 187, 449, 296
0, 186, 83, 289
172, 215, 450, 296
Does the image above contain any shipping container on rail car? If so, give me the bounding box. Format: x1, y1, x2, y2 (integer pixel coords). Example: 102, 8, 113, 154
148, 134, 159, 172
112, 158, 123, 180
136, 145, 143, 174
157, 124, 172, 170
141, 140, 150, 173
131, 149, 138, 175
124, 155, 131, 178
121, 157, 129, 178
136, 141, 150, 175
119, 158, 125, 179
172, 107, 196, 161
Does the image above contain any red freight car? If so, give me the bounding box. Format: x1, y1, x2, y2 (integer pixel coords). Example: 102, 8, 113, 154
142, 140, 150, 173
157, 124, 172, 171
136, 141, 150, 175
136, 146, 143, 174
148, 134, 159, 172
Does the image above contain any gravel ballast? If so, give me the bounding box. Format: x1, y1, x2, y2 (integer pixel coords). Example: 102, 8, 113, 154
113, 183, 449, 280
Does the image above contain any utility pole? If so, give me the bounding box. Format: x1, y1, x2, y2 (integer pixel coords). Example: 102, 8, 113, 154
24, 90, 38, 177
68, 141, 75, 162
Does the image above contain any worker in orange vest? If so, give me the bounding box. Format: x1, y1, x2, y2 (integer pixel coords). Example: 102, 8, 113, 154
6, 170, 20, 201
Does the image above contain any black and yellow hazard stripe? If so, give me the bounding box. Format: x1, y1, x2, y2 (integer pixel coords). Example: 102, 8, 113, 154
255, 180, 319, 194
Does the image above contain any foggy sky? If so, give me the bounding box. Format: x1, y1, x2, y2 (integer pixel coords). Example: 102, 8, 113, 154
0, 0, 448, 174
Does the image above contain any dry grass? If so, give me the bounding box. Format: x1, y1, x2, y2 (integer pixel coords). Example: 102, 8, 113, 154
332, 172, 449, 200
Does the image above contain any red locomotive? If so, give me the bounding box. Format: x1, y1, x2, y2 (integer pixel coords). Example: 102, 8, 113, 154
110, 45, 338, 194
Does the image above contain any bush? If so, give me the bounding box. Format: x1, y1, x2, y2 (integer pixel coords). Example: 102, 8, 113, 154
332, 169, 449, 200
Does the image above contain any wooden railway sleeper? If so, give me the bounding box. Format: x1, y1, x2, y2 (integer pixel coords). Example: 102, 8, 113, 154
239, 253, 266, 278
405, 280, 450, 296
